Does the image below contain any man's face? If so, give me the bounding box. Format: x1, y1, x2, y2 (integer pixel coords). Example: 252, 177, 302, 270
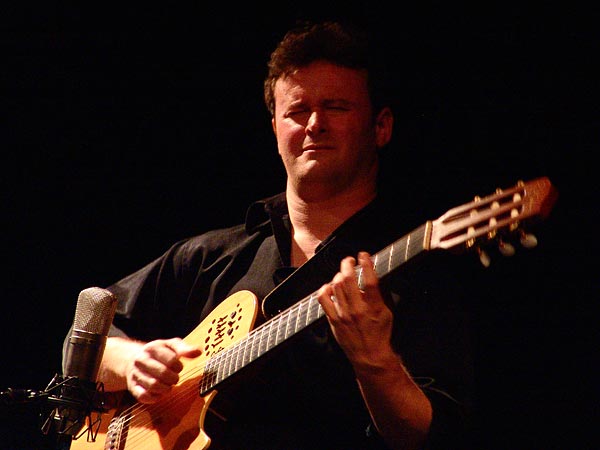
272, 60, 388, 199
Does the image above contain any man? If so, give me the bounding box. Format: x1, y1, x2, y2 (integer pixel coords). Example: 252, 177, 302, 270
70, 20, 472, 449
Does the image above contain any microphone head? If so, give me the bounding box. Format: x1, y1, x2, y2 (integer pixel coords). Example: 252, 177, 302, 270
73, 287, 118, 335
63, 287, 118, 381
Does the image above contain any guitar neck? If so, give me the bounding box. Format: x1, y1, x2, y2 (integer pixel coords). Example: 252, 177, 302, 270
198, 223, 429, 395
369, 223, 429, 283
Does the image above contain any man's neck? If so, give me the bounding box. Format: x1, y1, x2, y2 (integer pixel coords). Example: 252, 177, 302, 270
286, 184, 377, 266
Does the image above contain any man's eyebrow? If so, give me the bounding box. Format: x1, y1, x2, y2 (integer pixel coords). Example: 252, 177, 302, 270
322, 98, 354, 106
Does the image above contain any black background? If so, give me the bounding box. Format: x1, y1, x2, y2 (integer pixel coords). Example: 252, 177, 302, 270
1, 4, 597, 449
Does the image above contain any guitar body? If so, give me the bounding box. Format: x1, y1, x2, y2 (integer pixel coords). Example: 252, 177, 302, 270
70, 290, 259, 450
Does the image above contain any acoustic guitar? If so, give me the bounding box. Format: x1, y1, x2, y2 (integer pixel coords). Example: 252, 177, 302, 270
70, 176, 557, 450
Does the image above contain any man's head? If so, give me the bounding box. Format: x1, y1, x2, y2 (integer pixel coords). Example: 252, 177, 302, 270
264, 20, 390, 119
265, 20, 394, 202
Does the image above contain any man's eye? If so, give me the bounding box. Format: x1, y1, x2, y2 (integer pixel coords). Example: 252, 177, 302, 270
285, 109, 308, 118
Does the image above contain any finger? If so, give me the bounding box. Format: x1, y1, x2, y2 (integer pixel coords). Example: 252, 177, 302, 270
335, 256, 362, 307
330, 269, 351, 307
165, 337, 203, 362
135, 347, 181, 387
142, 340, 184, 375
317, 283, 337, 317
130, 375, 168, 404
133, 364, 174, 393
128, 362, 174, 404
329, 254, 351, 284
356, 252, 381, 297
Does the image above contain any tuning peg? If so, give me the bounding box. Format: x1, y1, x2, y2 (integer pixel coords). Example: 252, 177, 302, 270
519, 231, 538, 249
498, 239, 516, 257
477, 247, 491, 268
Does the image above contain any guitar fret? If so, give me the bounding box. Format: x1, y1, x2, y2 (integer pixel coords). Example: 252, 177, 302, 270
268, 320, 276, 343
265, 320, 273, 352
257, 327, 265, 357
232, 343, 240, 374
372, 253, 378, 281
248, 328, 258, 362
307, 295, 315, 323
304, 297, 310, 327
273, 319, 281, 342
283, 308, 291, 339
241, 335, 250, 367
213, 358, 221, 384
217, 358, 226, 385
294, 300, 300, 333
224, 349, 233, 378
289, 305, 299, 336
236, 339, 247, 371
227, 349, 234, 378
276, 310, 288, 344
234, 343, 244, 371
274, 314, 281, 345
316, 295, 324, 320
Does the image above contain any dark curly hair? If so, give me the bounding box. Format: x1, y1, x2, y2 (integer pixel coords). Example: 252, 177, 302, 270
263, 20, 391, 118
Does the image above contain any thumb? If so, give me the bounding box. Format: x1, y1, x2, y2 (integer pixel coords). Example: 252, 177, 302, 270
166, 337, 203, 358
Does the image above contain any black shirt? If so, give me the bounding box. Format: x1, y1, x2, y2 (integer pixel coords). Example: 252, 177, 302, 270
106, 192, 474, 449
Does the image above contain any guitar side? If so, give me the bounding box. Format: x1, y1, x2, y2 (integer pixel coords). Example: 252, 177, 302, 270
69, 290, 259, 450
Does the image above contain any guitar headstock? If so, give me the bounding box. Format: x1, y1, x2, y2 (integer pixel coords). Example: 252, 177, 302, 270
427, 176, 558, 266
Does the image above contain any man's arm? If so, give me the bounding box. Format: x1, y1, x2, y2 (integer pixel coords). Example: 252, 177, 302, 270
318, 251, 432, 450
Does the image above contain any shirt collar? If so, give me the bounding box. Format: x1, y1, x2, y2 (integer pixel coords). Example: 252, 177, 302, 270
245, 192, 287, 233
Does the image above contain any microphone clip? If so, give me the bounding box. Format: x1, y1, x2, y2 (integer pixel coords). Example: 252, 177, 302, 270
40, 373, 106, 442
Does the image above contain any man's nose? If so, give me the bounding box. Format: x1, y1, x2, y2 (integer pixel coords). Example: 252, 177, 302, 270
306, 110, 327, 135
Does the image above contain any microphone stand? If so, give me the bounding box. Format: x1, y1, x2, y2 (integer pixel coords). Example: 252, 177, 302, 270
1, 374, 106, 450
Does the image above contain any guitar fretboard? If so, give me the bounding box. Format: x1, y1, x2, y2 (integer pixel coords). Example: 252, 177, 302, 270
198, 223, 429, 395
368, 223, 428, 286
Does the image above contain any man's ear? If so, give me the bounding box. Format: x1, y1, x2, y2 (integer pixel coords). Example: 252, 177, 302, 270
375, 107, 393, 148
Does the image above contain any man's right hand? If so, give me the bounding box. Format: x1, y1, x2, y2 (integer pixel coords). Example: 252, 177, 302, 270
125, 337, 202, 403
100, 336, 202, 404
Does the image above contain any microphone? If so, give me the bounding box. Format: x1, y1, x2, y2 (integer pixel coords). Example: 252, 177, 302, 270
42, 287, 118, 447
63, 287, 118, 382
